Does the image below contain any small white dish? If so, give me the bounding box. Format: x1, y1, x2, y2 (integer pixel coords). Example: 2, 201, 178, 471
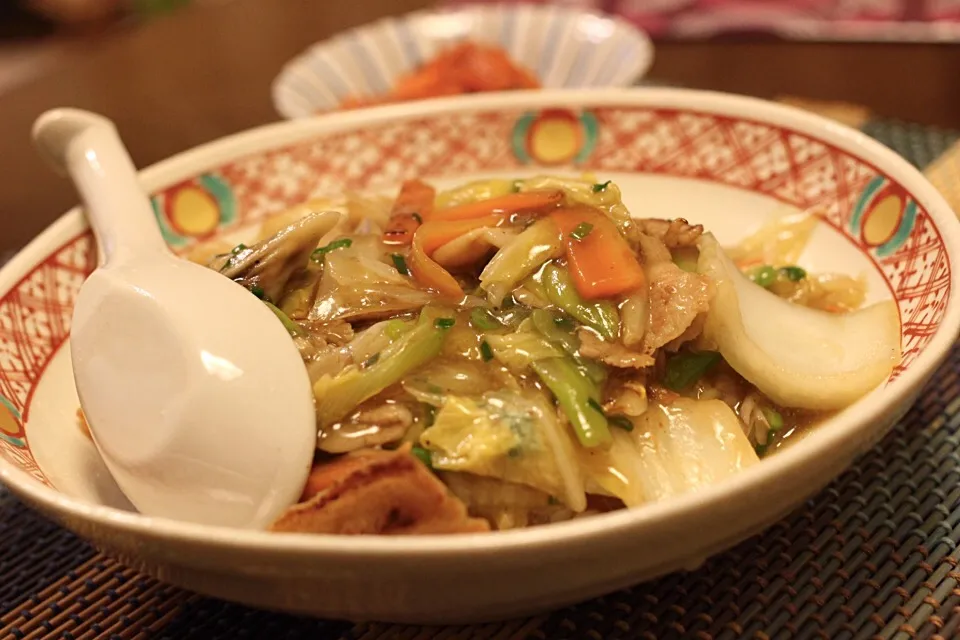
271, 4, 654, 119
1, 89, 958, 624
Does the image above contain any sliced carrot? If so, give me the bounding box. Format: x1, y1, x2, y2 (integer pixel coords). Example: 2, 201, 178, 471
550, 207, 646, 300
512, 66, 541, 89
460, 44, 527, 92
338, 42, 538, 108
382, 179, 436, 246
430, 190, 563, 222
418, 215, 503, 254
408, 214, 504, 298
390, 55, 466, 101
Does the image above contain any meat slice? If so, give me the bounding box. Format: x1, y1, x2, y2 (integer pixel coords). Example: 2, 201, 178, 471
577, 327, 654, 369
271, 446, 490, 535
636, 218, 703, 249
637, 234, 712, 354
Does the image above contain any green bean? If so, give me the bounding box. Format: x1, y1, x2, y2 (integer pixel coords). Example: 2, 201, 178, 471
315, 315, 451, 427
748, 265, 777, 288
530, 308, 579, 354
530, 308, 608, 385
532, 357, 612, 448
541, 263, 620, 340
779, 266, 807, 282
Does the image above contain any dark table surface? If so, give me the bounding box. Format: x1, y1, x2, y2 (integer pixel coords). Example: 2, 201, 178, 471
0, 0, 958, 255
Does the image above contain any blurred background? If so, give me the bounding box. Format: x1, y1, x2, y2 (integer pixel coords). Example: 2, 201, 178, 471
0, 0, 957, 259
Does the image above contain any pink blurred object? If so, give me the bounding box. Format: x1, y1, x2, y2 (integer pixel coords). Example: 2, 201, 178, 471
443, 0, 960, 41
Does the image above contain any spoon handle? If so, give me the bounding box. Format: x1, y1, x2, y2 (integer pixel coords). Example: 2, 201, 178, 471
33, 109, 170, 265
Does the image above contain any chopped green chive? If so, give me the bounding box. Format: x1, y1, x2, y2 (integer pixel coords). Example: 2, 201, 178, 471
480, 340, 494, 362
231, 243, 247, 255
780, 266, 807, 282
748, 265, 777, 288
754, 443, 769, 457
434, 317, 455, 330
411, 446, 433, 469
762, 407, 784, 432
608, 415, 634, 432
587, 397, 605, 415
362, 352, 380, 369
250, 285, 265, 300
470, 308, 501, 331
500, 294, 517, 310
511, 180, 522, 193
591, 180, 611, 193
411, 212, 423, 224
570, 222, 594, 242
391, 253, 410, 275
663, 351, 723, 391
311, 238, 352, 261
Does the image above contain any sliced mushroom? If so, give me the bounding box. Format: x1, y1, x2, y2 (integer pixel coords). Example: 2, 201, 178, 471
208, 210, 341, 302
318, 404, 414, 453
604, 376, 649, 417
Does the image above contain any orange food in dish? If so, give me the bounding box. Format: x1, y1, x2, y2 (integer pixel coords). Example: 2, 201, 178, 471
337, 42, 540, 110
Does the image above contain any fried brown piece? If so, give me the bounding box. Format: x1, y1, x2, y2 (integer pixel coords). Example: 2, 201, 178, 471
271, 446, 490, 535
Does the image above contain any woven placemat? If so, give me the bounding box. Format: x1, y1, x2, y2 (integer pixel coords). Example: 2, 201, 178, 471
2, 100, 959, 640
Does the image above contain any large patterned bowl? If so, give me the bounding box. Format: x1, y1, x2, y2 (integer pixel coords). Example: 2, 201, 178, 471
0, 89, 957, 624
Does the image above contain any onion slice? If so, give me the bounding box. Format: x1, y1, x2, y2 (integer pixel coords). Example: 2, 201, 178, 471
697, 233, 901, 410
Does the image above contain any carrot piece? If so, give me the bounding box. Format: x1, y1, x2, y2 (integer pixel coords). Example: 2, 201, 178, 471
382, 179, 436, 246
512, 66, 541, 89
459, 43, 527, 92
418, 215, 503, 254
430, 190, 563, 222
391, 56, 466, 101
550, 207, 646, 300
408, 215, 504, 298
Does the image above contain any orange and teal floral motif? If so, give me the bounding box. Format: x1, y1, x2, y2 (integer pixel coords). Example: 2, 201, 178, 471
513, 109, 598, 166
151, 174, 236, 247
0, 395, 25, 448
851, 176, 917, 257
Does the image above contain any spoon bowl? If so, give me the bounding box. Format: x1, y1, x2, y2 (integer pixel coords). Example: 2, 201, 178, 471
32, 109, 317, 529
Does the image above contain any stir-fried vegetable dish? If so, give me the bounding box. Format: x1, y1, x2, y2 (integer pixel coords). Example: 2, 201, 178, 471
168, 176, 903, 534
337, 42, 539, 110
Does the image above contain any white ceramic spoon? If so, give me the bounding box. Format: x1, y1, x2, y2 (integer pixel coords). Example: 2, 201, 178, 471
33, 108, 317, 529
